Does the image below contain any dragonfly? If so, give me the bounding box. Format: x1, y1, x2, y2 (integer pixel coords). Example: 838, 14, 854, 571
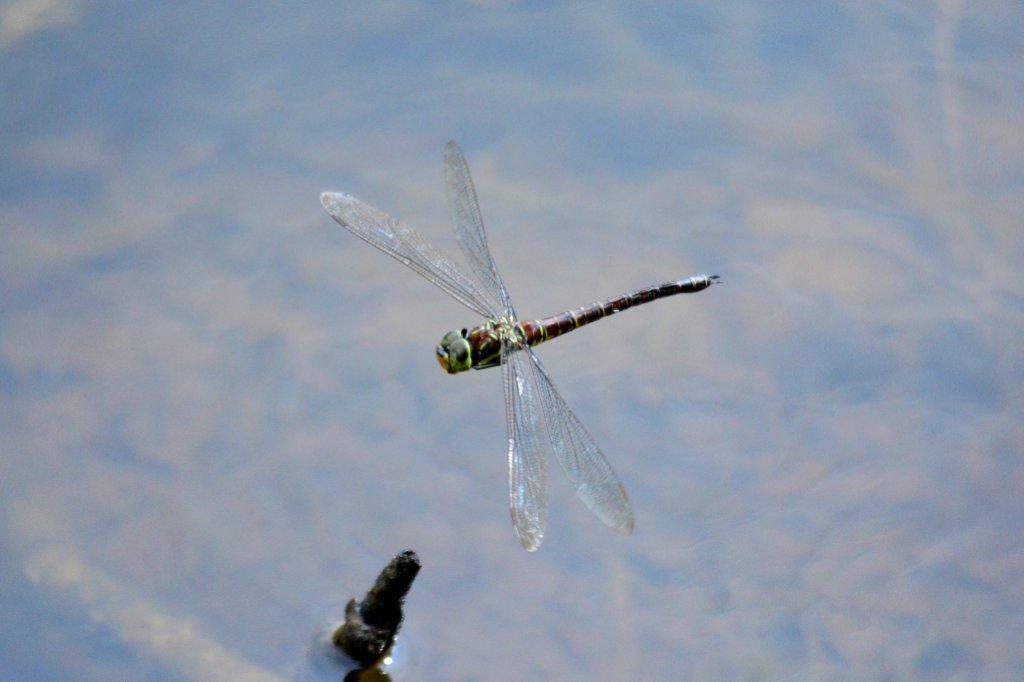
321, 141, 718, 551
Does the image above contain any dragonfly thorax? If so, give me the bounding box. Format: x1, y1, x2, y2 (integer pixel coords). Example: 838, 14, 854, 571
487, 316, 522, 343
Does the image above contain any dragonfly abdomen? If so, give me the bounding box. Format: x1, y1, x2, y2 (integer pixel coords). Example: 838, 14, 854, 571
520, 275, 718, 346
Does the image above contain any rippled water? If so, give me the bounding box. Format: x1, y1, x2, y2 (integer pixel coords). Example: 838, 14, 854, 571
2, 2, 1022, 679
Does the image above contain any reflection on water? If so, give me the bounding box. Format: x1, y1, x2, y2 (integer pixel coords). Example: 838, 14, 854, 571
21, 546, 282, 681
344, 667, 390, 682
295, 621, 413, 682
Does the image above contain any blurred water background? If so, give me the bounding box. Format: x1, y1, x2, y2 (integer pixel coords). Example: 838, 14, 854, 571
2, 2, 1022, 679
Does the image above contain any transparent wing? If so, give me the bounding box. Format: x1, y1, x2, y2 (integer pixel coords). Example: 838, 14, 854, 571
321, 191, 500, 318
501, 340, 549, 551
525, 346, 635, 535
444, 141, 517, 318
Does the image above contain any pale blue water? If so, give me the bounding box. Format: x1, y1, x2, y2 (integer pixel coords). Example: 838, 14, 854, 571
2, 2, 1023, 679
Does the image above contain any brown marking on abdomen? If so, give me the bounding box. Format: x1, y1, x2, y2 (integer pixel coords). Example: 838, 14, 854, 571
529, 276, 714, 346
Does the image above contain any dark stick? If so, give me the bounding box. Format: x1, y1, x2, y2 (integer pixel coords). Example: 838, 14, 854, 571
333, 550, 421, 668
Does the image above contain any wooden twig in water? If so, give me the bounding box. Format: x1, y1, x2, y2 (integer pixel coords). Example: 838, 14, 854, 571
333, 550, 421, 667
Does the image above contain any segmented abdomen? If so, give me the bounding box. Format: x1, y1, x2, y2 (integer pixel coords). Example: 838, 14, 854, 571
519, 275, 716, 346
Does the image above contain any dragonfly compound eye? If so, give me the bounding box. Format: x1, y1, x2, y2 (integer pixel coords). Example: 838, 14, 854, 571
437, 331, 472, 373
449, 338, 471, 370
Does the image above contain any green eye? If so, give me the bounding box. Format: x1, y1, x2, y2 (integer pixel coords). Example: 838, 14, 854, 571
436, 331, 471, 373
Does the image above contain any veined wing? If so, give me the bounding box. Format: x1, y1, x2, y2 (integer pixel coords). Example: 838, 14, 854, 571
444, 141, 516, 318
501, 339, 549, 551
321, 191, 501, 318
525, 346, 635, 535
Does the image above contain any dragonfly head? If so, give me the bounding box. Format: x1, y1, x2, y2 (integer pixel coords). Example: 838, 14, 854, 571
436, 329, 472, 374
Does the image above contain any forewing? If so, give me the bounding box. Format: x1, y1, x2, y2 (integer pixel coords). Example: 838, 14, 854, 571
321, 191, 500, 318
526, 347, 635, 535
501, 341, 549, 551
444, 141, 517, 318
